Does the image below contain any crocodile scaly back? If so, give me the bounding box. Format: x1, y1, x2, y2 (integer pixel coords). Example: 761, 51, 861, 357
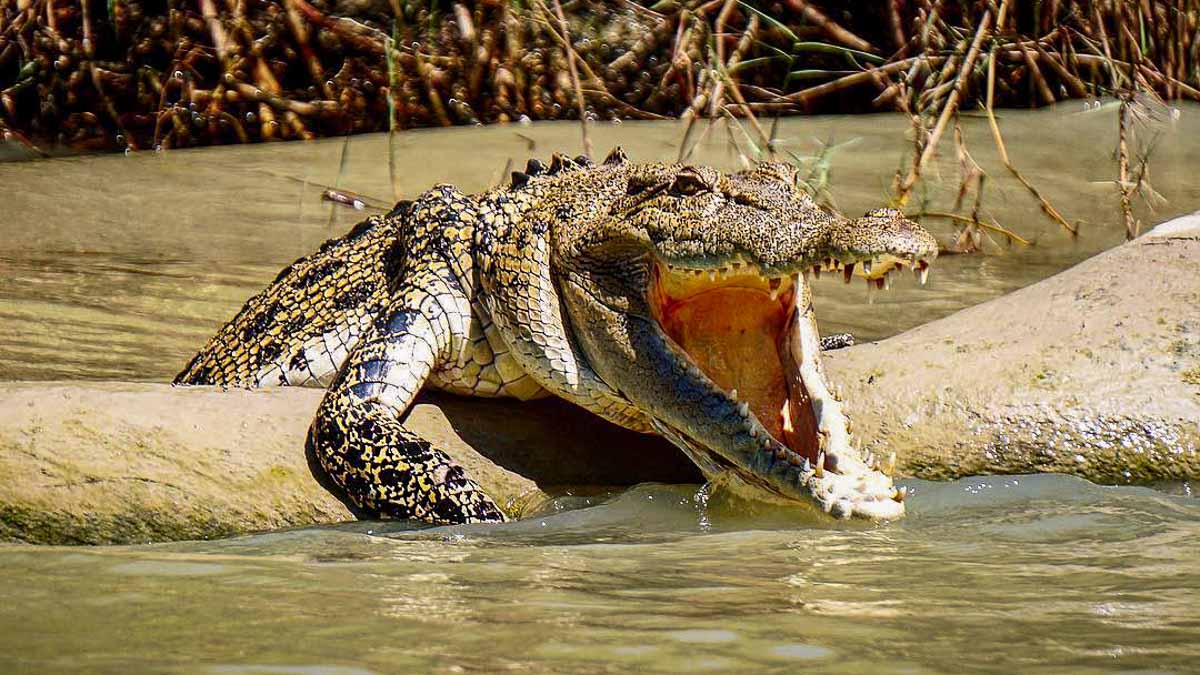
174, 209, 405, 388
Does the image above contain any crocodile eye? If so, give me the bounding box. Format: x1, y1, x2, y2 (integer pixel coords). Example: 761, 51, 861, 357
669, 170, 709, 197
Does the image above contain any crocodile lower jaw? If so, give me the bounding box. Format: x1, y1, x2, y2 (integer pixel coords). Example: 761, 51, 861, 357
649, 261, 907, 519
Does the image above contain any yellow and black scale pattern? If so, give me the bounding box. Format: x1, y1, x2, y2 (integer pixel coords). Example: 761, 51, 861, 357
176, 207, 405, 389
178, 150, 931, 524
177, 151, 649, 524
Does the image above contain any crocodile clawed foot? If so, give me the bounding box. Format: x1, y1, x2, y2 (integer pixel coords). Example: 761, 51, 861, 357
820, 333, 856, 351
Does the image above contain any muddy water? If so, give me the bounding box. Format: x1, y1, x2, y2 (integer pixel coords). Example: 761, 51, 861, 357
2, 105, 1199, 672
1, 479, 1198, 672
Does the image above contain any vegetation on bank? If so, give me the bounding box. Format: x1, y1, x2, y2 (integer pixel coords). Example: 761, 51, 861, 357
1, 0, 1195, 148
0, 0, 1193, 237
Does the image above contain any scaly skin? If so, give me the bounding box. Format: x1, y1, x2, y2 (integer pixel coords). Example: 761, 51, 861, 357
176, 149, 938, 524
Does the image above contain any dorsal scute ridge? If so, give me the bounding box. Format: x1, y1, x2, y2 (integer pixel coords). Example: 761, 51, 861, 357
508, 148, 629, 190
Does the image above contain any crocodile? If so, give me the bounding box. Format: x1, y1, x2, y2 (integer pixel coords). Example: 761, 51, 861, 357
176, 149, 938, 524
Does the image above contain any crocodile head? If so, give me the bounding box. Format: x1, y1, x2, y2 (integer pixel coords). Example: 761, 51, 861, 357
541, 150, 937, 519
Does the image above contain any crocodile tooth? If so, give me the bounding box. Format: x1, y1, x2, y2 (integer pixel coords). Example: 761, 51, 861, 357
730, 388, 738, 401
812, 266, 821, 279
874, 277, 886, 290
843, 263, 855, 284
882, 452, 897, 476
814, 451, 825, 477
781, 399, 793, 432
863, 260, 873, 275
788, 453, 804, 466
893, 486, 908, 502
738, 401, 750, 417
708, 270, 716, 281
915, 258, 930, 286
510, 171, 530, 188
525, 158, 546, 175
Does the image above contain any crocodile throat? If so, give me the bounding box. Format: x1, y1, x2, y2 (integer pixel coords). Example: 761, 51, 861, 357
650, 261, 905, 519
651, 264, 820, 464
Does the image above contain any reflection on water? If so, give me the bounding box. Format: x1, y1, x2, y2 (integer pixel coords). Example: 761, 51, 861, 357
0, 478, 1197, 672
2, 106, 1200, 672
2, 104, 1199, 380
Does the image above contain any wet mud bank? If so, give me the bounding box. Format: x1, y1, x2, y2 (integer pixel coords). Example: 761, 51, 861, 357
825, 214, 1200, 482
0, 384, 693, 544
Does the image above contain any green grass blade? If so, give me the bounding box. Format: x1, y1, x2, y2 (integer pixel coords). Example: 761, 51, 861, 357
791, 41, 886, 64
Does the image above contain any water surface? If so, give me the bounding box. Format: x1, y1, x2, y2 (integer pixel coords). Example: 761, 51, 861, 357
1, 478, 1198, 672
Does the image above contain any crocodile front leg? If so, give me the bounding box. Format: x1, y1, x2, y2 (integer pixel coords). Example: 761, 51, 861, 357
309, 266, 506, 524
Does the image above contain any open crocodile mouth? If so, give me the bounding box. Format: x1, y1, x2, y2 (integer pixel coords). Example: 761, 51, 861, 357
648, 258, 920, 519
